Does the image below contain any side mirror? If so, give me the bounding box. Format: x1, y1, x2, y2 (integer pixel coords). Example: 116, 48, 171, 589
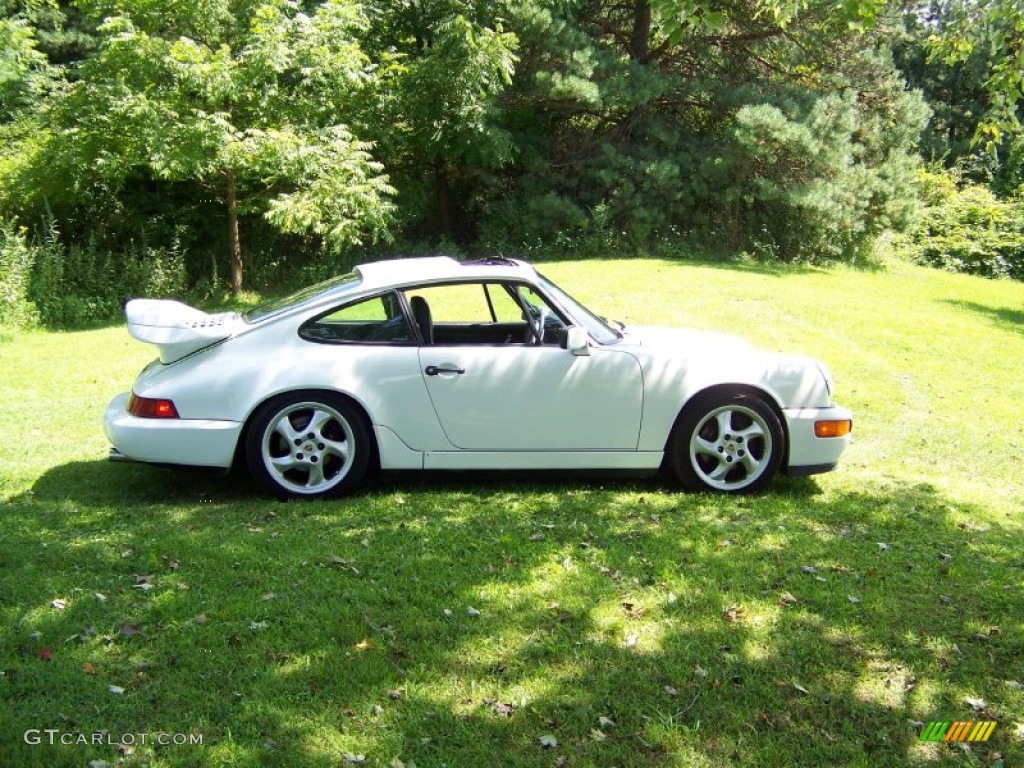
560, 325, 590, 356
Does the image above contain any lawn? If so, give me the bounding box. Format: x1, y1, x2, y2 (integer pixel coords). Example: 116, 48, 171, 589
1, 257, 1022, 767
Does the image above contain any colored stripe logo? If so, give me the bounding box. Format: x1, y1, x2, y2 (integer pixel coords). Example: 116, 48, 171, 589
920, 721, 997, 742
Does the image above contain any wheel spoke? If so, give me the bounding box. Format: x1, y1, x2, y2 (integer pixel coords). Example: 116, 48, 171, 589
270, 454, 299, 473
273, 417, 300, 444
706, 460, 732, 482
305, 408, 333, 437
739, 452, 762, 476
694, 436, 720, 458
715, 410, 734, 438
322, 438, 350, 462
735, 421, 765, 441
305, 461, 326, 488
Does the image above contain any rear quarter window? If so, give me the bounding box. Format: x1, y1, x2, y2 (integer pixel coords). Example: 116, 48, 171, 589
300, 293, 414, 344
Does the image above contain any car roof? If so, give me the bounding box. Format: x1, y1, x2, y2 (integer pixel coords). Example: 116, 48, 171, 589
355, 256, 538, 292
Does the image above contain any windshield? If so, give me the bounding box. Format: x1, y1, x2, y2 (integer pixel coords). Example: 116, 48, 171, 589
537, 273, 621, 345
243, 272, 360, 323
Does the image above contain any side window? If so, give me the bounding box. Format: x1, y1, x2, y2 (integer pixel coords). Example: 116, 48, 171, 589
517, 284, 567, 344
401, 281, 566, 345
300, 293, 413, 344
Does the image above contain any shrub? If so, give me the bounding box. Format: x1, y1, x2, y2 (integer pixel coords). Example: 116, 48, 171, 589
27, 220, 191, 327
907, 170, 1024, 281
0, 221, 39, 328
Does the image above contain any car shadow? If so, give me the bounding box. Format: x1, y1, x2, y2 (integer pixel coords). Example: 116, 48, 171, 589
24, 457, 826, 508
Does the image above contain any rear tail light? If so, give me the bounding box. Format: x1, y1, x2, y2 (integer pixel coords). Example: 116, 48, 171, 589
128, 394, 179, 419
814, 419, 851, 438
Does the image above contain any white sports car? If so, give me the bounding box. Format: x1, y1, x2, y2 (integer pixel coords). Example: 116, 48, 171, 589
104, 256, 852, 498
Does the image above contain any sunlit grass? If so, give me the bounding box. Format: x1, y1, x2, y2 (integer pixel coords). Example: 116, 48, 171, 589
1, 257, 1022, 766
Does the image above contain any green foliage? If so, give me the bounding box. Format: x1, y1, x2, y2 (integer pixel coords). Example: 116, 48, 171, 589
905, 168, 1024, 280
7, 0, 395, 291
25, 219, 189, 328
0, 220, 39, 328
927, 0, 1024, 155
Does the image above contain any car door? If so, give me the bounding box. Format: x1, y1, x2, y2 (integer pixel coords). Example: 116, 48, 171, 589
405, 281, 643, 451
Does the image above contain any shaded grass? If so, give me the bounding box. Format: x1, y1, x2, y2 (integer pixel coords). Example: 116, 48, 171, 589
1, 258, 1023, 767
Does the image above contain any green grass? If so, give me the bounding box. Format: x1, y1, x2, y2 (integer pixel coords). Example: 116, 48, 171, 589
1, 257, 1023, 767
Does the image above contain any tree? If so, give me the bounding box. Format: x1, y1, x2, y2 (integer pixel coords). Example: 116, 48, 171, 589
24, 0, 394, 292
928, 0, 1023, 154
358, 0, 518, 242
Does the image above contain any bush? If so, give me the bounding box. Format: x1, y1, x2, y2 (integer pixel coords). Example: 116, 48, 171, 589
0, 222, 39, 328
907, 170, 1024, 281
25, 220, 190, 327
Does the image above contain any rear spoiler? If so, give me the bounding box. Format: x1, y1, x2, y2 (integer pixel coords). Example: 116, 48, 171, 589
125, 299, 237, 363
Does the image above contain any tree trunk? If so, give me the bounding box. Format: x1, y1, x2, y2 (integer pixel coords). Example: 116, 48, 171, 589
226, 169, 243, 294
631, 0, 651, 63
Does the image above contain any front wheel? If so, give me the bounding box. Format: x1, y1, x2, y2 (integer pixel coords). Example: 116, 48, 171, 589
245, 393, 371, 499
668, 393, 784, 494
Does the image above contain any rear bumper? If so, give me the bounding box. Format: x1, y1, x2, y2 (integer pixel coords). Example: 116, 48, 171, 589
783, 404, 853, 477
103, 392, 242, 469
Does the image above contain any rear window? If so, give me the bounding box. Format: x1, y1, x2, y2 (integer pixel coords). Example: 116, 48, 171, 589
243, 272, 360, 323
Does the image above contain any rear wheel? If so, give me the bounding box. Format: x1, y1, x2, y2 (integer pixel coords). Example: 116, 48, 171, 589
669, 393, 784, 493
246, 393, 370, 499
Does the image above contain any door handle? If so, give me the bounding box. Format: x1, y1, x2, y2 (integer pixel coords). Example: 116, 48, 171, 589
425, 365, 465, 376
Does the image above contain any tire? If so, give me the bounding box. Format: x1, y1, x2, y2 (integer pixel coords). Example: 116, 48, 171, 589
245, 392, 371, 499
668, 392, 784, 494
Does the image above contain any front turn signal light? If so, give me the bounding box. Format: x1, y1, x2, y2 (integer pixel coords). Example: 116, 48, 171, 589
814, 419, 851, 438
128, 394, 179, 419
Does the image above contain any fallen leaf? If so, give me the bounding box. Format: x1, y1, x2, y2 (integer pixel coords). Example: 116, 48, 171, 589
467, 607, 481, 618
599, 716, 616, 728
800, 565, 818, 574
95, 593, 107, 602
192, 614, 208, 625
119, 623, 141, 638
848, 596, 861, 604
590, 728, 607, 742
538, 734, 557, 749
109, 685, 124, 695
355, 639, 371, 650
793, 682, 810, 695
965, 696, 987, 712
938, 552, 953, 561
50, 598, 68, 610
622, 601, 644, 618
664, 685, 679, 698
493, 701, 514, 717
82, 662, 97, 675
694, 665, 708, 679
36, 648, 52, 661
778, 592, 798, 607
387, 688, 404, 700
723, 604, 746, 622
248, 621, 269, 631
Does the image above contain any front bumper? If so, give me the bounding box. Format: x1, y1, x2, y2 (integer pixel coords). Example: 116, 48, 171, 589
103, 392, 242, 469
782, 404, 853, 477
